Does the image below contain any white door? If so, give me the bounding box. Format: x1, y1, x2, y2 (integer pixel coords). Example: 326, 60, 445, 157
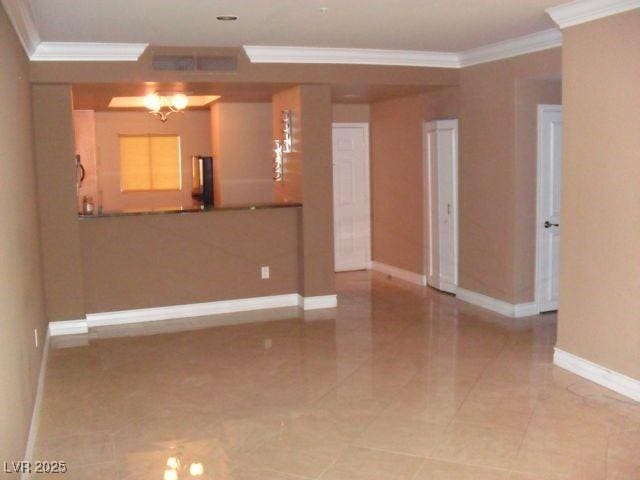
332, 123, 371, 272
424, 120, 458, 293
536, 105, 563, 312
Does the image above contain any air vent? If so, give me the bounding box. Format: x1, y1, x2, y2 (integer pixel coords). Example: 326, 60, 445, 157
152, 55, 237, 72
197, 56, 237, 72
152, 55, 196, 71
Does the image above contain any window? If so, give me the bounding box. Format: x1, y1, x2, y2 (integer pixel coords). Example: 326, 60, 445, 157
119, 135, 181, 191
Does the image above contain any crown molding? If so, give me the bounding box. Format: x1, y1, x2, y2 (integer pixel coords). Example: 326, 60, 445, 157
243, 45, 461, 68
547, 0, 640, 29
1, 0, 40, 56
1, 0, 147, 61
458, 28, 562, 67
244, 29, 562, 69
30, 42, 148, 61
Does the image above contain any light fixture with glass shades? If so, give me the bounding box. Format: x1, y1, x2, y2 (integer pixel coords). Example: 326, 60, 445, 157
144, 92, 189, 122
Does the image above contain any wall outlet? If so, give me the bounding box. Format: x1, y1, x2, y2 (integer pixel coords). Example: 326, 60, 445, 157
261, 266, 270, 279
34, 328, 38, 348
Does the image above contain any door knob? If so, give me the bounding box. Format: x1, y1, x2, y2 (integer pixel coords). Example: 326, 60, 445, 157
544, 221, 559, 228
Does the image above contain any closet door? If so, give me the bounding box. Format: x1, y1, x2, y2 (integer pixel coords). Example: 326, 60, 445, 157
424, 120, 458, 293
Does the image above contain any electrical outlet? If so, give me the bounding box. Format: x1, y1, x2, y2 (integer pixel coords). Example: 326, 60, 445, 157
34, 328, 38, 348
261, 266, 270, 279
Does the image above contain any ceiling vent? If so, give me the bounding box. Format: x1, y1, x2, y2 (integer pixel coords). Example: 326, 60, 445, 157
196, 56, 237, 72
152, 55, 196, 71
151, 55, 237, 72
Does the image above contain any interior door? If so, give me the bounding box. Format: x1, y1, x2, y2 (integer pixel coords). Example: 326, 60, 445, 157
425, 120, 458, 293
332, 124, 371, 272
537, 105, 563, 312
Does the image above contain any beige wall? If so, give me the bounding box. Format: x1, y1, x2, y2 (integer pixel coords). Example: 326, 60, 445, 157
32, 85, 87, 321
370, 88, 459, 275
458, 48, 561, 303
332, 104, 371, 123
210, 103, 274, 205
514, 79, 562, 303
80, 208, 300, 312
0, 4, 48, 467
93, 111, 211, 211
274, 86, 336, 297
557, 11, 640, 380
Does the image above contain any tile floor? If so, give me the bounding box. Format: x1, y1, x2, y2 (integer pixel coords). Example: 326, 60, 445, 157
32, 272, 640, 479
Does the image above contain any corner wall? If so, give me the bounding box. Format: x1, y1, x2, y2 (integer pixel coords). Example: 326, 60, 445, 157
210, 103, 274, 205
557, 10, 640, 380
370, 88, 459, 275
458, 48, 561, 303
0, 3, 48, 465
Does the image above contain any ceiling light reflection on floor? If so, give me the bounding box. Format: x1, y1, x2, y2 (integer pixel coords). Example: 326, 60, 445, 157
164, 456, 204, 478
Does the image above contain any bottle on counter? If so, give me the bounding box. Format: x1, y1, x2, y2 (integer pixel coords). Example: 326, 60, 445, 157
82, 195, 94, 215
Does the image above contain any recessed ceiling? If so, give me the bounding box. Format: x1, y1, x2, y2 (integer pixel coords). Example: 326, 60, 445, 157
108, 95, 221, 109
30, 0, 567, 52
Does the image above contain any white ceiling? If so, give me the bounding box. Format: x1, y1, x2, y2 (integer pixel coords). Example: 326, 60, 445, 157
29, 0, 567, 52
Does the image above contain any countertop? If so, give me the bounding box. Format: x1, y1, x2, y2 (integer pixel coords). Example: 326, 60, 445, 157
78, 202, 302, 219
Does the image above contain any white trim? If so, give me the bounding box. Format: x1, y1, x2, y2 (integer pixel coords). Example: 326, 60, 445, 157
48, 318, 88, 336
30, 42, 148, 61
554, 348, 640, 402
85, 294, 301, 327
547, 0, 640, 29
47, 293, 339, 335
298, 295, 338, 310
456, 288, 538, 318
1, 0, 40, 56
535, 105, 563, 314
244, 29, 562, 68
458, 29, 562, 67
513, 302, 540, 317
243, 45, 461, 68
371, 261, 427, 286
332, 122, 372, 273
22, 329, 49, 479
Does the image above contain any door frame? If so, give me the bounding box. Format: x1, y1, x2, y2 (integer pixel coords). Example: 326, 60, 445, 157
422, 119, 459, 293
331, 122, 372, 271
535, 104, 562, 313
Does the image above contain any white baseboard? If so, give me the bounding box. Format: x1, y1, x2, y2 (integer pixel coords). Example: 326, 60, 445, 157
49, 292, 338, 336
48, 319, 88, 336
554, 348, 640, 402
370, 261, 427, 286
22, 329, 50, 479
85, 293, 301, 328
456, 287, 539, 318
299, 294, 338, 310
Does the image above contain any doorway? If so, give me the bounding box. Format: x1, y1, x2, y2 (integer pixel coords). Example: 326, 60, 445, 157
332, 123, 371, 272
536, 105, 563, 312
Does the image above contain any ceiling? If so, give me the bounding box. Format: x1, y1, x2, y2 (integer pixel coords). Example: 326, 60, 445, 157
30, 0, 566, 52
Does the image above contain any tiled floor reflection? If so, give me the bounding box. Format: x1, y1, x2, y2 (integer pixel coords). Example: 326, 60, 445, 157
33, 272, 640, 479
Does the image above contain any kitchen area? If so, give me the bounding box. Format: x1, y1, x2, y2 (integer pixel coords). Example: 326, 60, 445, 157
31, 81, 335, 327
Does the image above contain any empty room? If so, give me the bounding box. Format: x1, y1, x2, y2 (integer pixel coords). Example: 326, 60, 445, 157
1, 0, 638, 479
